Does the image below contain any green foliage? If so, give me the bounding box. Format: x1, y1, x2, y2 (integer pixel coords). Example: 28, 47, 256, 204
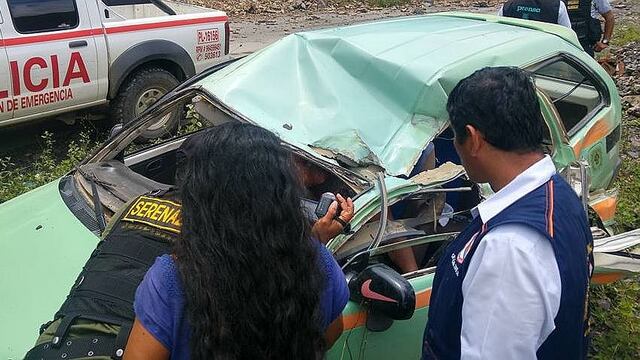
590, 279, 640, 359
612, 115, 640, 231
612, 24, 640, 47
0, 128, 100, 204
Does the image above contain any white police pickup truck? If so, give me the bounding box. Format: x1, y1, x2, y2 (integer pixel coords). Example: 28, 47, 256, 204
0, 0, 229, 138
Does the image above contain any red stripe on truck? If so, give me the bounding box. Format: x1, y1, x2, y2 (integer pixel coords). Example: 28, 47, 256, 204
105, 16, 229, 34
0, 29, 104, 47
0, 16, 228, 47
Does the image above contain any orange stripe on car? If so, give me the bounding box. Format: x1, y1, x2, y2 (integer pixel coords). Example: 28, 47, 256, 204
591, 196, 618, 223
573, 119, 610, 157
592, 272, 624, 285
342, 289, 432, 330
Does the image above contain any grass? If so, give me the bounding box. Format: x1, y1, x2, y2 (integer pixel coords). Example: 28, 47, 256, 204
611, 119, 640, 232
590, 280, 640, 359
612, 24, 640, 47
0, 125, 103, 204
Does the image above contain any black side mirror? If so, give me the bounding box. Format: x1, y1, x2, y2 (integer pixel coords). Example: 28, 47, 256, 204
349, 263, 416, 321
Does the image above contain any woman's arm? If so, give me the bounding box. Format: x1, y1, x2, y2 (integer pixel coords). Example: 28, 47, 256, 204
123, 318, 170, 360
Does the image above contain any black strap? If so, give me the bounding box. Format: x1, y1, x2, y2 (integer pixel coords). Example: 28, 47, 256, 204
100, 234, 170, 266
74, 271, 141, 304
113, 321, 133, 359
25, 334, 116, 360
52, 314, 81, 348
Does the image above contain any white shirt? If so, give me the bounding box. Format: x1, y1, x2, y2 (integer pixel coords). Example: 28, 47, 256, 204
460, 155, 562, 360
497, 2, 572, 29
591, 0, 612, 18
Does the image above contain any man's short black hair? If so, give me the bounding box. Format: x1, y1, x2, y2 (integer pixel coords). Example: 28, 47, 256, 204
446, 66, 544, 153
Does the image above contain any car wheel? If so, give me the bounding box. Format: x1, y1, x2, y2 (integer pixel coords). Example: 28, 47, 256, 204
111, 67, 181, 140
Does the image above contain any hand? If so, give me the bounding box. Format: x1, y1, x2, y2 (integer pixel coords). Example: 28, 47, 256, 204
312, 194, 354, 244
594, 41, 609, 52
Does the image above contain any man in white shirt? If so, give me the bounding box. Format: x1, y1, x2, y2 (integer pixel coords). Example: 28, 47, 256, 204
564, 0, 615, 56
422, 67, 593, 360
590, 0, 615, 53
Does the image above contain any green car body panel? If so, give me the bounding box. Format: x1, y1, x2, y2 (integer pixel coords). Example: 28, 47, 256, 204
0, 180, 98, 358
0, 13, 632, 360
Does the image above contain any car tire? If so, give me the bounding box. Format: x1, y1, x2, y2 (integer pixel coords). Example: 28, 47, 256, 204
111, 67, 181, 140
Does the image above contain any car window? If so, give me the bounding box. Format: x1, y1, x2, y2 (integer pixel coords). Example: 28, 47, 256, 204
120, 92, 232, 185
529, 57, 606, 137
7, 0, 79, 34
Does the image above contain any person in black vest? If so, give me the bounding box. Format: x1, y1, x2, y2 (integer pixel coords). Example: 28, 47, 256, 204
25, 125, 354, 360
498, 0, 572, 28
563, 0, 615, 56
422, 67, 593, 359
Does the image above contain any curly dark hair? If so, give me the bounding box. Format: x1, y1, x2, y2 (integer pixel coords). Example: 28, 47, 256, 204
174, 123, 325, 359
446, 66, 545, 153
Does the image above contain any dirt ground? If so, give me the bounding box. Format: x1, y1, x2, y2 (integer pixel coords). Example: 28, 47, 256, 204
225, 2, 500, 55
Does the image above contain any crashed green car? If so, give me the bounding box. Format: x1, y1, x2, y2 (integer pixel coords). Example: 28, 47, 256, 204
2, 12, 639, 360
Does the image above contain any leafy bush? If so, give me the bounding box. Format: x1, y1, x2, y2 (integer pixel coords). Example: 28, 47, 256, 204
0, 129, 100, 204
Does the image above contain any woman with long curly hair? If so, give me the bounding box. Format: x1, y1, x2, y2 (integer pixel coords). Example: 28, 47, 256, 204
124, 123, 352, 359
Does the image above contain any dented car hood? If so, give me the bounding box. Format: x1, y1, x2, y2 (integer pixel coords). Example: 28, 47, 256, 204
195, 13, 581, 177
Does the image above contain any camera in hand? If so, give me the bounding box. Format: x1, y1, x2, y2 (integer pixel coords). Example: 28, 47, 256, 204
315, 192, 340, 219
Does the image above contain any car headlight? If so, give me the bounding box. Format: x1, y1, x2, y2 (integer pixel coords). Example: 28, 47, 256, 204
561, 160, 590, 214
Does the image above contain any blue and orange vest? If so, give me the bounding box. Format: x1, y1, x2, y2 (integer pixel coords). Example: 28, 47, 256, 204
423, 174, 593, 360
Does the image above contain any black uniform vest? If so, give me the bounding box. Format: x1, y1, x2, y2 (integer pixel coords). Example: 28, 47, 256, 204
503, 0, 561, 24
563, 0, 601, 49
25, 189, 181, 360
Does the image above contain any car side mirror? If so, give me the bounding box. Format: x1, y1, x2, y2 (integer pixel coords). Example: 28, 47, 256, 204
348, 263, 416, 321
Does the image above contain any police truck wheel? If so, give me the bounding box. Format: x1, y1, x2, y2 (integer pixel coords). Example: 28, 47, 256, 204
112, 67, 181, 140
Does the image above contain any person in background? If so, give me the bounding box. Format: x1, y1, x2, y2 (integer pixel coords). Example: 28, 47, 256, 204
590, 0, 615, 54
124, 123, 351, 359
564, 0, 614, 56
498, 0, 572, 28
422, 67, 593, 359
295, 157, 420, 273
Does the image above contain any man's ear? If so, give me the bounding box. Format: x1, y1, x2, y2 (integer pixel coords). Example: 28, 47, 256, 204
465, 124, 484, 156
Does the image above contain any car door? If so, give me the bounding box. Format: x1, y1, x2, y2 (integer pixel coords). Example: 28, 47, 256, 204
326, 170, 466, 359
529, 54, 621, 228
2, 0, 100, 121
0, 7, 14, 123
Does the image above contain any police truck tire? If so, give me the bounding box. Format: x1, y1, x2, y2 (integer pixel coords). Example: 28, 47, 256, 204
112, 67, 181, 140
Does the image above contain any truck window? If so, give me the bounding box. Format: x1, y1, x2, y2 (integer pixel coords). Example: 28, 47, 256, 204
7, 0, 79, 34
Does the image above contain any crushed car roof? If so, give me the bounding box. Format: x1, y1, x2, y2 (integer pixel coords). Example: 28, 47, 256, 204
196, 13, 581, 177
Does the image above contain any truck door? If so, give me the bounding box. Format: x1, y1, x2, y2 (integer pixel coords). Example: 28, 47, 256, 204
2, 0, 100, 121
0, 11, 14, 123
